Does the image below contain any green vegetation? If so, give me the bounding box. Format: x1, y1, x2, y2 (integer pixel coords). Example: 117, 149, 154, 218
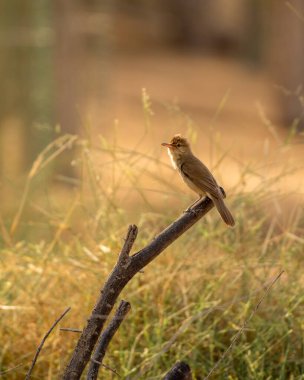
0, 123, 303, 379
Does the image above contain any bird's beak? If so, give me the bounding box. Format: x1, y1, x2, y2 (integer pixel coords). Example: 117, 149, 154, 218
161, 142, 173, 149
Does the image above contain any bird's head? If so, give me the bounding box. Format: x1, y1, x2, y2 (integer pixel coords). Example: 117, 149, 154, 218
161, 135, 191, 155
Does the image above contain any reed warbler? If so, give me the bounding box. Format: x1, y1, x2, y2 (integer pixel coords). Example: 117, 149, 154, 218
162, 135, 235, 227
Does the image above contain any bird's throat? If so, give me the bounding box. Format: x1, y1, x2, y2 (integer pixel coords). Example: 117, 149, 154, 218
167, 148, 182, 170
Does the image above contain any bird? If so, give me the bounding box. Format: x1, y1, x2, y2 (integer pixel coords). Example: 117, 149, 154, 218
161, 134, 235, 227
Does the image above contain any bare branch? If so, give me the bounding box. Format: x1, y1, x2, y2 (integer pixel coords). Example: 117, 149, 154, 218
163, 361, 192, 380
25, 307, 71, 380
204, 270, 284, 380
118, 225, 138, 264
87, 300, 131, 380
62, 197, 215, 379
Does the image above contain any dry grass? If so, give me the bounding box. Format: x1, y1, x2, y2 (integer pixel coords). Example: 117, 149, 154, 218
0, 111, 303, 379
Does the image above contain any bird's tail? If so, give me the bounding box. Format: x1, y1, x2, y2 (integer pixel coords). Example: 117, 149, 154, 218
212, 197, 235, 227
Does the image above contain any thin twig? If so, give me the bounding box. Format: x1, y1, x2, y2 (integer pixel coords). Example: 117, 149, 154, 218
60, 328, 82, 333
90, 360, 121, 377
87, 300, 131, 380
203, 270, 284, 380
25, 307, 71, 380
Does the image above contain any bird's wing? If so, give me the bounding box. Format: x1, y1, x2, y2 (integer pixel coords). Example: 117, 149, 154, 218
181, 156, 222, 199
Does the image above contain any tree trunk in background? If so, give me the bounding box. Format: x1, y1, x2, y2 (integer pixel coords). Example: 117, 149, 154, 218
0, 1, 110, 179
54, 0, 110, 130
53, 0, 81, 135
268, 0, 304, 130
0, 1, 53, 174
53, 0, 110, 176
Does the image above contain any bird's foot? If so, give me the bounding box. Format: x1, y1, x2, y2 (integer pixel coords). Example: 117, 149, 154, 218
183, 207, 199, 216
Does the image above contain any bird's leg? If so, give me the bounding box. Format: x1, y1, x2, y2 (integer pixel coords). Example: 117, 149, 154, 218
184, 197, 203, 214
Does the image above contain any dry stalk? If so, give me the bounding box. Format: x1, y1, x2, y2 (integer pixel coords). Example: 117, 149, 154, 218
25, 307, 71, 380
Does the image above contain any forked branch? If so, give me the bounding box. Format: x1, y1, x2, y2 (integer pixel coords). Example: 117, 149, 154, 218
62, 197, 216, 379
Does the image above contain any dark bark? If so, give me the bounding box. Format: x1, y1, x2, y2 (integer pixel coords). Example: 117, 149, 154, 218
163, 361, 192, 380
62, 196, 216, 379
86, 300, 131, 380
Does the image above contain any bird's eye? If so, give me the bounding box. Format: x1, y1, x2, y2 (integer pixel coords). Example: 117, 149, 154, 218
177, 143, 181, 147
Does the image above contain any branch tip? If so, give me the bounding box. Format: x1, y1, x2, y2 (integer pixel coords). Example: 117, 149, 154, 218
118, 225, 138, 263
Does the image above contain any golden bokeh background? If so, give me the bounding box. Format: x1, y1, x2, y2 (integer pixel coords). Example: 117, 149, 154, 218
1, 2, 303, 224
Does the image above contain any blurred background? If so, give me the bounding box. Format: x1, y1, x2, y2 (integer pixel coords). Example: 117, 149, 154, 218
1, 1, 304, 223
0, 0, 304, 232
0, 1, 304, 216
1, 2, 304, 378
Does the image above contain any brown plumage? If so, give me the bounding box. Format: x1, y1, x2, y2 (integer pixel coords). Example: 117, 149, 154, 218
162, 135, 235, 227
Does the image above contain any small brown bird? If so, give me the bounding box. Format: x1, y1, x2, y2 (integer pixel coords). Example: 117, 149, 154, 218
162, 135, 235, 227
